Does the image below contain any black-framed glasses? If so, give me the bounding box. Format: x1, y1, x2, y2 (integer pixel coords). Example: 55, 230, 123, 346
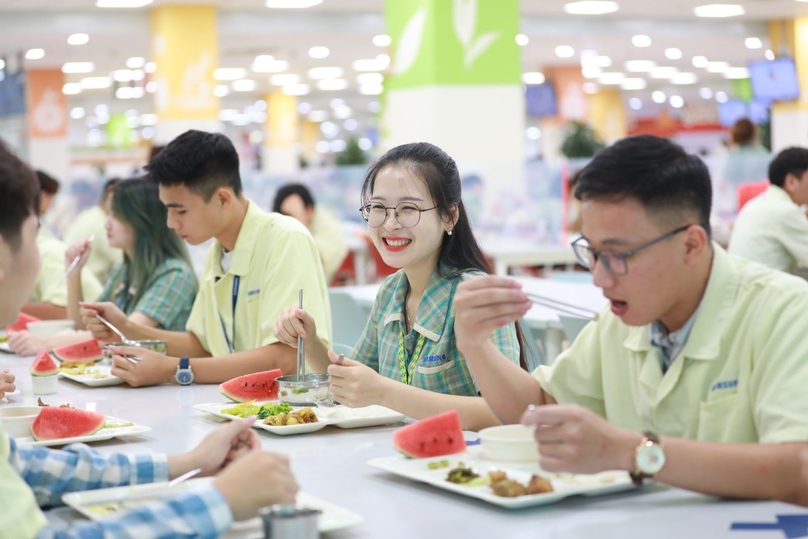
360, 202, 438, 229
571, 224, 693, 276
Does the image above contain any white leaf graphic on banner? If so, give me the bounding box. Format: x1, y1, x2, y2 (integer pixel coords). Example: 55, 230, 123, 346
464, 31, 500, 69
393, 8, 426, 76
33, 89, 65, 134
453, 0, 476, 48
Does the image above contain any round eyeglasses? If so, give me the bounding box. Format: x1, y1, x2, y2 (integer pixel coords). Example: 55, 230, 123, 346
360, 202, 437, 229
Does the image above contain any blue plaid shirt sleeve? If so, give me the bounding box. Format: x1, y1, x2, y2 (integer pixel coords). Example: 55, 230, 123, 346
7, 438, 233, 539
36, 485, 232, 539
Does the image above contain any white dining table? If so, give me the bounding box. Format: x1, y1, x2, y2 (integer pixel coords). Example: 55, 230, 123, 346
0, 352, 803, 539
334, 277, 608, 363
478, 238, 580, 276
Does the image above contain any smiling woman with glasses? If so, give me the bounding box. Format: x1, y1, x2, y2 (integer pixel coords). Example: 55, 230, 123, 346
273, 142, 531, 432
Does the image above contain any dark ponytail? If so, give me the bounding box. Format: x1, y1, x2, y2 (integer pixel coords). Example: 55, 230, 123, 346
361, 142, 531, 371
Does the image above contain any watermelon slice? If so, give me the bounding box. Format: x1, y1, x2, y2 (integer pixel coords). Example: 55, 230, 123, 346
51, 339, 103, 363
220, 369, 283, 403
6, 313, 39, 334
30, 406, 106, 441
392, 410, 467, 458
30, 351, 59, 376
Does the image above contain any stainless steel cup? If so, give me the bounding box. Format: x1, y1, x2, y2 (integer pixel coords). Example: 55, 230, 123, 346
260, 505, 320, 539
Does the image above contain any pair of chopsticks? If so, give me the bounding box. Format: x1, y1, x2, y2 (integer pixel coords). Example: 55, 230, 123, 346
297, 289, 305, 381
56, 234, 96, 288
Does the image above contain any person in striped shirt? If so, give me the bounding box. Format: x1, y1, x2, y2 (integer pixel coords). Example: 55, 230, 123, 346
0, 140, 298, 538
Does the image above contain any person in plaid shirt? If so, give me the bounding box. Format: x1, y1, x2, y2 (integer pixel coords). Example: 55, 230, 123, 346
9, 178, 198, 356
274, 143, 529, 431
0, 140, 298, 538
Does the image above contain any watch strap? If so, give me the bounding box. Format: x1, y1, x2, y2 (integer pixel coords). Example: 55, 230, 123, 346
630, 431, 661, 487
179, 357, 190, 370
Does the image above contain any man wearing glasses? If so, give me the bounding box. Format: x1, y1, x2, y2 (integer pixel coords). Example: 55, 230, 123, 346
454, 135, 808, 505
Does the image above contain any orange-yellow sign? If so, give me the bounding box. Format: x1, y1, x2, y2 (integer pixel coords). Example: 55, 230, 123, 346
266, 93, 298, 148
26, 69, 68, 138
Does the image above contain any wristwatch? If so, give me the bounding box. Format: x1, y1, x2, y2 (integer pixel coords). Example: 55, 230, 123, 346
630, 432, 665, 487
174, 357, 194, 386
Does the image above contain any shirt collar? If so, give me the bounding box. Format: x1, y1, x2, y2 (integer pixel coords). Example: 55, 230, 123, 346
382, 266, 457, 342
623, 244, 736, 361
205, 199, 260, 281
766, 184, 797, 206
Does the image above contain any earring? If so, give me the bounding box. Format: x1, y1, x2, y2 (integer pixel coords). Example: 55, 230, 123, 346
447, 230, 453, 236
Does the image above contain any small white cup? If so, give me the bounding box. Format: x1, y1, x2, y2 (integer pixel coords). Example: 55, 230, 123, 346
31, 375, 58, 395
478, 424, 540, 463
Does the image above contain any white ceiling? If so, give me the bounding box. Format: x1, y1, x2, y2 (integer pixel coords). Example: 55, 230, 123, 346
0, 0, 803, 132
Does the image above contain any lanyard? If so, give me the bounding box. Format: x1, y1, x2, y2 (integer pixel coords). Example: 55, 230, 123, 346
216, 275, 240, 354
398, 330, 426, 385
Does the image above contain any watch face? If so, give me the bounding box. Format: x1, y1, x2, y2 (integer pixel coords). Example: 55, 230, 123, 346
176, 371, 193, 385
637, 443, 666, 475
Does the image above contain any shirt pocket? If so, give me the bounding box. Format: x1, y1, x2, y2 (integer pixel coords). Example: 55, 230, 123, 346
417, 360, 456, 375
697, 393, 739, 442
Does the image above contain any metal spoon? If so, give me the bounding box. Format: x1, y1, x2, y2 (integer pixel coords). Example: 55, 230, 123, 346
113, 467, 203, 506
95, 313, 141, 348
55, 234, 95, 289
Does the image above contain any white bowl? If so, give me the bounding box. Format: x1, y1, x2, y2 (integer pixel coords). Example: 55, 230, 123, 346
0, 406, 41, 438
478, 424, 540, 463
27, 320, 75, 337
31, 374, 58, 395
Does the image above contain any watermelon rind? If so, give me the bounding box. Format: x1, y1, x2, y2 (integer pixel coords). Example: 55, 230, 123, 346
392, 410, 467, 459
30, 406, 106, 441
30, 351, 59, 376
51, 339, 103, 363
219, 369, 283, 403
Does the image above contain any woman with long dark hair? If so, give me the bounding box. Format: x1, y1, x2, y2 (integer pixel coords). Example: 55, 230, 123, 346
274, 142, 528, 430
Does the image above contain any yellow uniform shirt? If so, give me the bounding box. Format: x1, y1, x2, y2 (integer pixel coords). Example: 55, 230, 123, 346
309, 206, 348, 284
534, 246, 808, 444
0, 423, 47, 539
33, 233, 104, 308
728, 184, 808, 273
186, 201, 332, 357
63, 206, 122, 284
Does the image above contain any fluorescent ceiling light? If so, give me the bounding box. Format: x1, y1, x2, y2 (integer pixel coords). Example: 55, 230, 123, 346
308, 67, 344, 79
694, 4, 744, 17
632, 35, 652, 48
555, 46, 575, 58
515, 34, 529, 46
62, 83, 82, 95
669, 95, 684, 108
692, 56, 709, 68
126, 57, 145, 69
625, 60, 656, 72
308, 110, 328, 122
373, 35, 391, 47
309, 46, 330, 59
68, 33, 89, 45
145, 62, 156, 73
219, 109, 240, 122
80, 76, 111, 89
62, 62, 95, 74
582, 66, 602, 79
113, 70, 136, 82
665, 48, 683, 60
232, 79, 257, 92
671, 72, 698, 85
359, 84, 384, 95
266, 0, 323, 7
723, 67, 750, 79
564, 1, 619, 15
96, 0, 153, 6
213, 85, 230, 97
139, 114, 157, 125
25, 49, 45, 60
357, 73, 384, 85
214, 68, 247, 81
252, 58, 289, 73
271, 74, 301, 85
522, 72, 546, 85
699, 87, 713, 99
765, 50, 775, 61
620, 78, 647, 90
715, 91, 728, 103
652, 90, 666, 104
70, 107, 86, 119
745, 37, 762, 49
282, 83, 310, 96
629, 97, 643, 110
596, 55, 612, 68
598, 72, 625, 85
353, 57, 387, 71
316, 78, 349, 91
706, 61, 729, 73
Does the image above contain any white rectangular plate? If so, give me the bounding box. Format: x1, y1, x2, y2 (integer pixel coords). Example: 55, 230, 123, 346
193, 402, 328, 436
315, 405, 405, 429
0, 342, 13, 354
195, 402, 405, 433
62, 478, 364, 536
59, 366, 124, 387
15, 415, 152, 447
367, 450, 636, 509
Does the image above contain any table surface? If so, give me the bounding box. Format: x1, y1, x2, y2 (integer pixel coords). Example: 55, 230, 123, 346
1, 353, 803, 539
335, 277, 608, 329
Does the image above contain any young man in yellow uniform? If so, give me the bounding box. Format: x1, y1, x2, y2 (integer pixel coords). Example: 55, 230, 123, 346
454, 135, 808, 505
81, 130, 331, 386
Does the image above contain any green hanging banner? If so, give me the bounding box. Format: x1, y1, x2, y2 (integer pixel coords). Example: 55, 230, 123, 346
384, 0, 520, 89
